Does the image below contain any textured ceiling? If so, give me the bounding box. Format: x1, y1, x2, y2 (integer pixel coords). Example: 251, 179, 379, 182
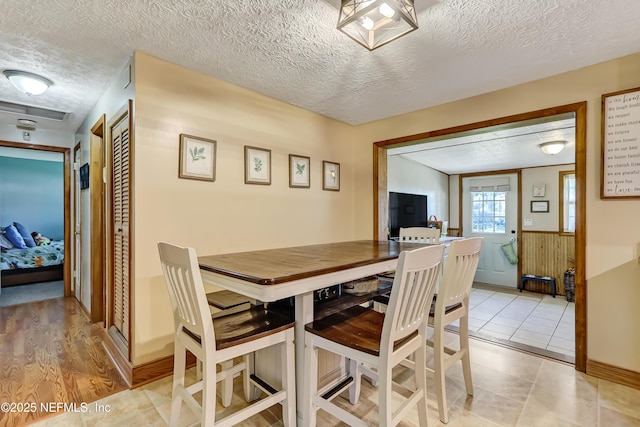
389, 115, 576, 174
1, 0, 640, 133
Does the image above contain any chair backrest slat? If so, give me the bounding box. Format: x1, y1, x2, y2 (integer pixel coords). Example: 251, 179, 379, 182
399, 227, 440, 244
158, 242, 213, 342
437, 238, 483, 310
382, 245, 444, 352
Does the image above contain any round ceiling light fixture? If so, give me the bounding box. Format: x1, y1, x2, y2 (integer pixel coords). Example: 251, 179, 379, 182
18, 119, 37, 126
538, 140, 567, 155
3, 70, 53, 96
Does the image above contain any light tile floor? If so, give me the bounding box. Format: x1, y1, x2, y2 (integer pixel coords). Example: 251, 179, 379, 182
463, 286, 575, 360
31, 333, 640, 427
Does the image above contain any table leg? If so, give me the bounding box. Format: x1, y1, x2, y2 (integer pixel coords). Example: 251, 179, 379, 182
295, 292, 313, 426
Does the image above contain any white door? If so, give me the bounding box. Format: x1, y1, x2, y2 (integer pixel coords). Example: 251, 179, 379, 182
73, 151, 82, 298
462, 173, 519, 288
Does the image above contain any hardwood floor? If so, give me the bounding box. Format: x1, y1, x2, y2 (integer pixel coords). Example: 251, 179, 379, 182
0, 297, 127, 427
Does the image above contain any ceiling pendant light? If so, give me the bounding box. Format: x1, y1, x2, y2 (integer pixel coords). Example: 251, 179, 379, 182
337, 0, 419, 51
3, 70, 53, 96
538, 140, 567, 155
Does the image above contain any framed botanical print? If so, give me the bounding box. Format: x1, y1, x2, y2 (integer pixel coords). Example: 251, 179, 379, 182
244, 146, 271, 185
323, 161, 340, 191
178, 134, 216, 181
289, 154, 310, 188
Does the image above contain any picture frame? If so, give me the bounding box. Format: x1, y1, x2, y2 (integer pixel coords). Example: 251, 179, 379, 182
530, 200, 549, 213
244, 146, 271, 185
179, 134, 216, 181
532, 184, 545, 197
600, 86, 640, 199
289, 154, 310, 188
322, 161, 340, 191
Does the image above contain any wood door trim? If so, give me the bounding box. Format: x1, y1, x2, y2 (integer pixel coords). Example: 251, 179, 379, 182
73, 142, 85, 312
0, 140, 71, 297
372, 101, 587, 372
90, 115, 106, 323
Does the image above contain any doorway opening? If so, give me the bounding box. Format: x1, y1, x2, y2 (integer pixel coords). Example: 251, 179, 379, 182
0, 140, 71, 305
374, 102, 586, 371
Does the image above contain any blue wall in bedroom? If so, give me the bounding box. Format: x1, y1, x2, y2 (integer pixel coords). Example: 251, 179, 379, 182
0, 156, 64, 240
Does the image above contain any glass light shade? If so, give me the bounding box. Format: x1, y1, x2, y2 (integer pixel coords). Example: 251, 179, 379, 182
337, 0, 418, 51
3, 70, 53, 96
539, 141, 567, 155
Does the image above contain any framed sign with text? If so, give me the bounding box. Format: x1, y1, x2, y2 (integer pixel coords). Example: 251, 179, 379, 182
601, 87, 640, 199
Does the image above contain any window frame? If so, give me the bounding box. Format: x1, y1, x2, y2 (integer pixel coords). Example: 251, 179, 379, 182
470, 190, 507, 234
559, 170, 576, 235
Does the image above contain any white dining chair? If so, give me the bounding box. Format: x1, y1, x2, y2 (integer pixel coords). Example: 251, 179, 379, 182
426, 237, 483, 423
158, 242, 296, 427
399, 226, 440, 244
303, 244, 445, 427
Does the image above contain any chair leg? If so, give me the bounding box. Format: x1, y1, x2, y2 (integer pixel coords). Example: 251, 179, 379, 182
280, 332, 297, 427
303, 334, 318, 427
201, 354, 217, 427
196, 359, 202, 381
414, 342, 429, 427
348, 358, 362, 404
170, 342, 186, 427
378, 364, 393, 427
220, 359, 233, 407
242, 352, 261, 402
460, 314, 474, 396
434, 325, 449, 424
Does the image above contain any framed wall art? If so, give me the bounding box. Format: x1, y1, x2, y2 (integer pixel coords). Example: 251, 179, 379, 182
244, 146, 271, 185
530, 200, 549, 213
178, 134, 216, 181
323, 161, 340, 191
289, 154, 310, 188
601, 86, 640, 199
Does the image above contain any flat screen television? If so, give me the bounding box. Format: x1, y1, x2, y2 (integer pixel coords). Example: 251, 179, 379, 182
388, 192, 428, 239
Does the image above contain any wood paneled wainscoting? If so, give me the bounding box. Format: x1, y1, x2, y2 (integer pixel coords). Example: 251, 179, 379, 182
521, 231, 575, 296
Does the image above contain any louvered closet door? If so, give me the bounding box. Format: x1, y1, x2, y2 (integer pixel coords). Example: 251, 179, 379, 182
111, 114, 130, 343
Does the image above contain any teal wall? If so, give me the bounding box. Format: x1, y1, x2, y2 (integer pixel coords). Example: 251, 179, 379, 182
0, 156, 64, 240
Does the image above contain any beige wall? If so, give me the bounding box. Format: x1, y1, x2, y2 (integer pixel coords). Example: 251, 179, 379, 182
522, 165, 575, 232
387, 155, 449, 226
132, 52, 355, 363
353, 53, 640, 372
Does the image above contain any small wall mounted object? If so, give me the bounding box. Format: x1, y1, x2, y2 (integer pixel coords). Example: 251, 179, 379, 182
322, 161, 340, 191
80, 163, 90, 189
245, 146, 271, 185
289, 154, 310, 188
601, 86, 640, 199
179, 134, 216, 181
532, 184, 545, 197
530, 200, 549, 213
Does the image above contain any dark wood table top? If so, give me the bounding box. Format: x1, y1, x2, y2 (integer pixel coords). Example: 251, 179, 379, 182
199, 240, 425, 285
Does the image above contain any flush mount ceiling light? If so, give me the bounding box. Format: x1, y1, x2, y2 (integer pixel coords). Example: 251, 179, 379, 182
337, 0, 418, 51
3, 70, 53, 96
538, 140, 567, 155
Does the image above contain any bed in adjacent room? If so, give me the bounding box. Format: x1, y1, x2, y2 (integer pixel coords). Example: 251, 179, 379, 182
0, 223, 64, 287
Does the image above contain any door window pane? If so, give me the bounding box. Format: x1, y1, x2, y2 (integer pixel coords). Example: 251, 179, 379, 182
471, 191, 508, 234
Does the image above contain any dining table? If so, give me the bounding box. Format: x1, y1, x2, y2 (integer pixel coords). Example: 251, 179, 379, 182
198, 239, 428, 425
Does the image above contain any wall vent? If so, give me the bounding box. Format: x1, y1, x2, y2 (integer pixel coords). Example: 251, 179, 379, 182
0, 100, 68, 121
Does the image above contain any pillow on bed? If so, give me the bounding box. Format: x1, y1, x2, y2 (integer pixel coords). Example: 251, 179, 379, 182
13, 222, 36, 247
2, 224, 27, 249
0, 232, 14, 249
